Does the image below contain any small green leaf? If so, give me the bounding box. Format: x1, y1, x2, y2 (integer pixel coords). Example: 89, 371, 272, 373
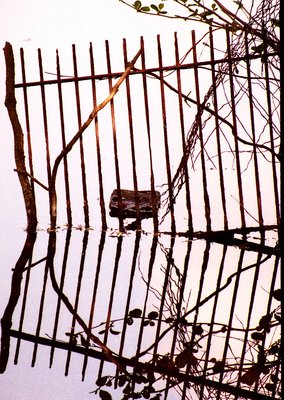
118, 374, 128, 387
80, 334, 89, 347
147, 311, 158, 320
129, 308, 142, 318
251, 43, 265, 54
96, 376, 109, 387
265, 383, 276, 392
133, 0, 142, 10
251, 331, 264, 341
212, 360, 225, 374
158, 3, 164, 10
99, 389, 112, 400
271, 18, 280, 27
272, 289, 281, 301
141, 6, 150, 11
192, 324, 203, 335
110, 328, 120, 335
150, 4, 159, 12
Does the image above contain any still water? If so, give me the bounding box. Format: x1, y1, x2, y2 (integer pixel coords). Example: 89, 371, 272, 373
0, 221, 280, 399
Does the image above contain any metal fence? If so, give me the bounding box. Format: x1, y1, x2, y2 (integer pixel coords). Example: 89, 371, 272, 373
9, 27, 280, 235
1, 28, 281, 400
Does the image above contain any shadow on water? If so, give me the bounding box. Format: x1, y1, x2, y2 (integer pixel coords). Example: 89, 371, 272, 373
0, 228, 281, 399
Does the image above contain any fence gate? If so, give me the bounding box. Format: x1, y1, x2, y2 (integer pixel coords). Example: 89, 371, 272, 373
1, 28, 281, 400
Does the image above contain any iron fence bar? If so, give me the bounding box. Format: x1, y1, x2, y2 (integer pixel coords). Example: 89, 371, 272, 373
49, 229, 72, 368
13, 252, 33, 365
65, 230, 89, 376
216, 249, 245, 400
117, 232, 141, 366
187, 241, 210, 355
140, 37, 159, 233
56, 50, 72, 226
157, 35, 176, 234
98, 236, 123, 377
134, 234, 159, 358
235, 251, 263, 396
82, 230, 106, 380
72, 44, 90, 228
38, 49, 52, 186
13, 51, 279, 89
168, 239, 193, 399
31, 257, 50, 368
262, 255, 280, 399
105, 40, 124, 230
174, 32, 193, 233
20, 49, 36, 198
192, 31, 211, 232
209, 28, 228, 231
244, 31, 264, 231
152, 236, 176, 361
262, 33, 280, 232
89, 43, 107, 230
225, 29, 246, 231
199, 245, 228, 399
123, 38, 141, 228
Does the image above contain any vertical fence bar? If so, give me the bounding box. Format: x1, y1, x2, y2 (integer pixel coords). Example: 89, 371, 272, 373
199, 245, 228, 399
31, 260, 49, 367
174, 32, 193, 233
117, 232, 141, 358
72, 44, 90, 228
20, 49, 36, 199
225, 29, 246, 230
157, 35, 176, 234
235, 251, 263, 394
38, 49, 52, 186
122, 38, 141, 228
82, 231, 106, 379
244, 32, 264, 231
140, 37, 159, 233
56, 50, 72, 226
105, 40, 124, 231
216, 249, 245, 400
151, 236, 176, 360
65, 231, 89, 375
49, 229, 72, 367
14, 257, 33, 364
192, 31, 211, 232
209, 29, 228, 231
262, 31, 280, 231
98, 237, 123, 377
89, 43, 107, 230
134, 234, 159, 358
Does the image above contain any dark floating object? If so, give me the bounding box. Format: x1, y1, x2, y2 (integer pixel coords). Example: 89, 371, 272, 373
109, 189, 161, 219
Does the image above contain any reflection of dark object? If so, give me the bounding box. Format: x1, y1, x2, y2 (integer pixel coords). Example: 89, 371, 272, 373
109, 189, 161, 220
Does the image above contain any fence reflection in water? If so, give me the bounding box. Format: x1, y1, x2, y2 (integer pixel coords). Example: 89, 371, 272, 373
0, 228, 280, 399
